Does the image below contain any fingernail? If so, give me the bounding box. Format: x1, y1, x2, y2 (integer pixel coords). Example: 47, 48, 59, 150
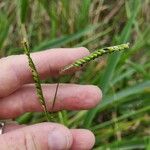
48, 129, 68, 150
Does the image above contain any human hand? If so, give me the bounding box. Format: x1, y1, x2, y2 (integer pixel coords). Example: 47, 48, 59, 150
0, 47, 102, 150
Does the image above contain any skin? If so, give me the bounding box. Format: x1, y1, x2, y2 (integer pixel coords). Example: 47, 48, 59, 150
0, 47, 102, 150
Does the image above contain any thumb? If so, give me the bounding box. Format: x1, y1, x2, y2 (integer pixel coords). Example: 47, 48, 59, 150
0, 123, 73, 150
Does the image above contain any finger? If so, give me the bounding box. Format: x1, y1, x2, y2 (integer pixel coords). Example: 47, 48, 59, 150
0, 47, 89, 97
70, 129, 95, 150
2, 124, 95, 150
0, 122, 73, 150
0, 84, 102, 119
3, 122, 25, 133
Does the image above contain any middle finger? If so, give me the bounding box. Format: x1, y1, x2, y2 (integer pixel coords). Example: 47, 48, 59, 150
0, 84, 102, 119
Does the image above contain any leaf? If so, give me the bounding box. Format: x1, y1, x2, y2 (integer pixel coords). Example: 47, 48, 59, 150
33, 24, 99, 51
19, 0, 29, 24
83, 0, 142, 128
0, 13, 9, 49
83, 81, 150, 128
100, 0, 141, 94
92, 105, 150, 131
94, 136, 150, 150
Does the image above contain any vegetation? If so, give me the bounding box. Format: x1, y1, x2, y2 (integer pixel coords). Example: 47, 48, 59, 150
0, 0, 150, 149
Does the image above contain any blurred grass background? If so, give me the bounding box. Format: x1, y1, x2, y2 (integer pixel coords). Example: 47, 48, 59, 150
0, 0, 150, 149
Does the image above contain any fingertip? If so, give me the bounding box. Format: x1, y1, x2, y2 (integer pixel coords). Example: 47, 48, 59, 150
79, 85, 102, 109
59, 47, 90, 75
70, 129, 95, 150
89, 85, 102, 107
77, 47, 90, 56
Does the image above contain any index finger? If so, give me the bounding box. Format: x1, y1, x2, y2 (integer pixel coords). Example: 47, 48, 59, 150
0, 47, 89, 97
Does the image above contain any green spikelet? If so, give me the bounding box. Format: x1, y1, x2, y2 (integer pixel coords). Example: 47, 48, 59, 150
22, 39, 50, 121
60, 43, 129, 73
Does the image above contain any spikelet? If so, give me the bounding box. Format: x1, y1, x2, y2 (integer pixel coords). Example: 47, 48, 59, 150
22, 39, 50, 121
60, 43, 129, 73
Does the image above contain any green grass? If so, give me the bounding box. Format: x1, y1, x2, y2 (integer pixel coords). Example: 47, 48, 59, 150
0, 0, 150, 149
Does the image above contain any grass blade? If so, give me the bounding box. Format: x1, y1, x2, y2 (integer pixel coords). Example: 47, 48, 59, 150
84, 81, 150, 128
92, 105, 150, 131
19, 0, 29, 24
33, 24, 100, 51
0, 12, 9, 52
83, 0, 141, 128
100, 0, 141, 94
94, 136, 150, 150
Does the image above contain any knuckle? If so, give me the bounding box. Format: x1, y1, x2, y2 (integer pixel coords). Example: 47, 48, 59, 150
23, 132, 38, 150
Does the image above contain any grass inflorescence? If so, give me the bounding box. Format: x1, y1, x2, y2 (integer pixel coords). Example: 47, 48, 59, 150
22, 38, 50, 121
61, 43, 129, 73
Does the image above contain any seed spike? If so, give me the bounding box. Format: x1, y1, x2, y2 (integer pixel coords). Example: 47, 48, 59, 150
22, 39, 50, 121
60, 43, 129, 73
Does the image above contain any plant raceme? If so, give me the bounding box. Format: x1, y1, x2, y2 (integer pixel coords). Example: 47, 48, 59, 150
60, 43, 129, 73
